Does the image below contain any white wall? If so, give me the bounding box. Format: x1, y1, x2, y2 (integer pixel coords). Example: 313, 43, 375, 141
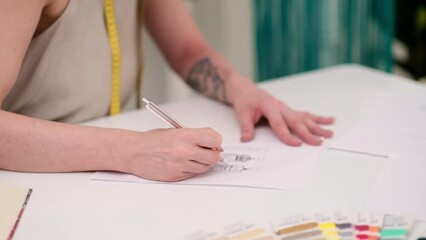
141, 31, 194, 105
192, 0, 254, 80
142, 0, 254, 104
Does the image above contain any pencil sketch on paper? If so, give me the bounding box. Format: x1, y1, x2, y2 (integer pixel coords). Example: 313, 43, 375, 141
207, 145, 269, 173
209, 163, 260, 173
91, 141, 320, 190
223, 145, 269, 153
221, 153, 265, 163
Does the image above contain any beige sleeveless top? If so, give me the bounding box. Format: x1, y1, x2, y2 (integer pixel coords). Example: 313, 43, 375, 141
3, 0, 142, 123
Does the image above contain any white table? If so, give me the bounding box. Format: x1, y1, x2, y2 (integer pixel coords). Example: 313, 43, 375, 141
1, 64, 425, 239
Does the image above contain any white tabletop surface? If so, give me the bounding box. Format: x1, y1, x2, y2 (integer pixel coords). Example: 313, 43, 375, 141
1, 64, 425, 240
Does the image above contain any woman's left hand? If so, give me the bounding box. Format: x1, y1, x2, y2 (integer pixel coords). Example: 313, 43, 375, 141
231, 78, 335, 146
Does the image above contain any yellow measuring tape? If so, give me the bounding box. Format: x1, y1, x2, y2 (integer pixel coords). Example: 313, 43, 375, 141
104, 0, 121, 115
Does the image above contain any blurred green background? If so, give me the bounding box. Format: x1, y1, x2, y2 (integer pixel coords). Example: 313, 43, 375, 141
253, 0, 426, 82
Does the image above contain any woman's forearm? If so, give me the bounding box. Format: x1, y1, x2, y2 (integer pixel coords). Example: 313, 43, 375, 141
0, 110, 126, 173
0, 109, 225, 181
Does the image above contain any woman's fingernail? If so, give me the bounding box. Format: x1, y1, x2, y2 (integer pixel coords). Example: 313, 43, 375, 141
243, 131, 250, 138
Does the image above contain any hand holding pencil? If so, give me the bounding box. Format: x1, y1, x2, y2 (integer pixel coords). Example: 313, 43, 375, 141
143, 98, 227, 162
118, 98, 225, 182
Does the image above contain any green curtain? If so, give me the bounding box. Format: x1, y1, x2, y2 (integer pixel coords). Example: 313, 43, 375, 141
254, 0, 395, 82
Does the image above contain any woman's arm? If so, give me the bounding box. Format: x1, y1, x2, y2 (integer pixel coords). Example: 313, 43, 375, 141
0, 109, 221, 181
0, 0, 115, 173
144, 0, 335, 145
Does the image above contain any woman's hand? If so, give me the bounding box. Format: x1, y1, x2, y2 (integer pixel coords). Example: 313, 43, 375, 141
121, 127, 223, 182
231, 79, 335, 146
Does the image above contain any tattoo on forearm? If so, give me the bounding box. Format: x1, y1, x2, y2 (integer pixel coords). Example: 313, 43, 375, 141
185, 57, 229, 104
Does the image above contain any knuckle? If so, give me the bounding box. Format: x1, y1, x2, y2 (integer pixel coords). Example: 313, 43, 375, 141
211, 133, 222, 145
289, 117, 303, 127
216, 134, 222, 144
301, 111, 310, 118
307, 113, 316, 119
196, 164, 210, 173
204, 153, 220, 165
206, 127, 218, 137
313, 125, 322, 132
204, 128, 222, 145
177, 129, 194, 141
163, 159, 179, 171
277, 127, 290, 136
204, 127, 214, 132
173, 146, 189, 159
269, 118, 283, 127
265, 95, 279, 104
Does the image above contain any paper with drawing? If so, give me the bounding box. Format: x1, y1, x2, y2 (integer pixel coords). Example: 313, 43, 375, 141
89, 98, 324, 190
92, 126, 322, 190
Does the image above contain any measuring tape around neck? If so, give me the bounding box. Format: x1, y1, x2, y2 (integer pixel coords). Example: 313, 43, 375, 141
104, 0, 121, 115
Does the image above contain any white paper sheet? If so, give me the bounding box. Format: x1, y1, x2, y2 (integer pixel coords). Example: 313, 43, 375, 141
330, 92, 426, 158
92, 126, 322, 191
362, 156, 426, 221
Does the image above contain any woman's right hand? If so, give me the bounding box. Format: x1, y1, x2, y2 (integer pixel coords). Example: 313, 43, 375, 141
118, 127, 223, 182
